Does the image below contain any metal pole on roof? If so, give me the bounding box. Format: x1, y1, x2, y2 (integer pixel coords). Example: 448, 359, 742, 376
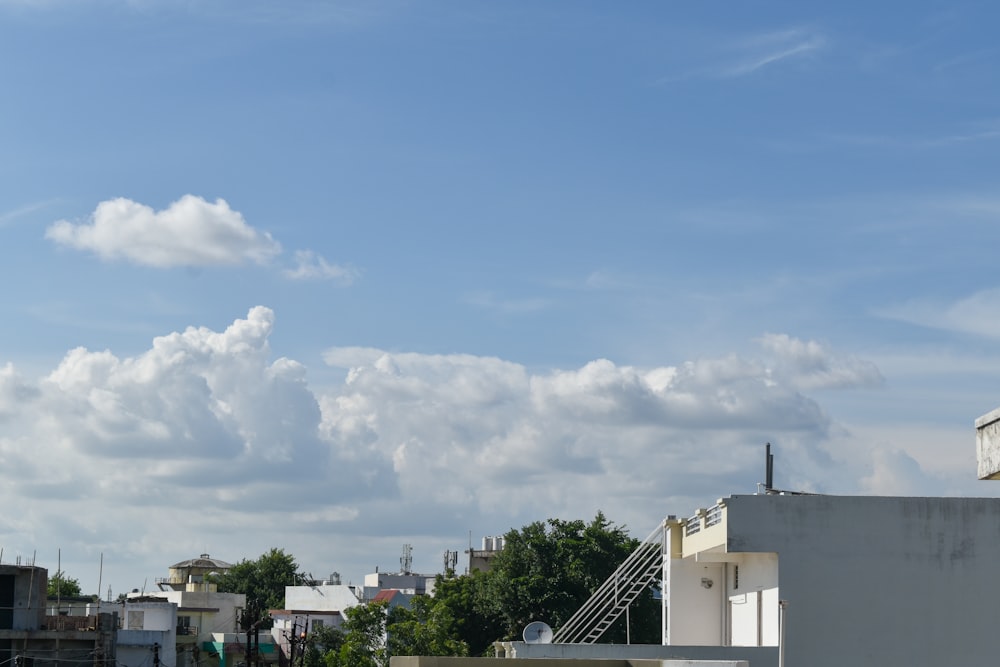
778, 599, 788, 667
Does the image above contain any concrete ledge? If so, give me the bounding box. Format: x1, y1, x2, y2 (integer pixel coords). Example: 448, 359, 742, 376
976, 407, 1000, 480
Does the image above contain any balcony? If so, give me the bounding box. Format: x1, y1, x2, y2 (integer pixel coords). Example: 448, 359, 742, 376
681, 500, 727, 557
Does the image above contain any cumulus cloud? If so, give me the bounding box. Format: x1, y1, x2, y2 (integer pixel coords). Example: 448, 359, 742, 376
284, 250, 358, 283
757, 333, 884, 390
0, 363, 39, 419
859, 447, 936, 496
0, 314, 903, 598
46, 195, 281, 267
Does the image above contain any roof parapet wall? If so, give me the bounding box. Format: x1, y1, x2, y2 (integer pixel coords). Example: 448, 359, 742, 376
976, 407, 1000, 480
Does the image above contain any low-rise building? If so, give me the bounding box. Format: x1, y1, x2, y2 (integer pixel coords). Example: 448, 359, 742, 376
0, 564, 117, 667
117, 597, 178, 667
660, 492, 1000, 666
132, 555, 253, 667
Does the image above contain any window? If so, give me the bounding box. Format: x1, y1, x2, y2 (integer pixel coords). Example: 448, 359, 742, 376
734, 565, 739, 590
312, 620, 324, 630
128, 610, 145, 630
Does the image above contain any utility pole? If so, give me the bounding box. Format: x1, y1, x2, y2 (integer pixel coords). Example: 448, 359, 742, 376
288, 620, 298, 667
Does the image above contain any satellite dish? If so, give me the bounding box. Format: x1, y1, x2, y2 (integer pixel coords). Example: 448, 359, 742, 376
522, 620, 553, 644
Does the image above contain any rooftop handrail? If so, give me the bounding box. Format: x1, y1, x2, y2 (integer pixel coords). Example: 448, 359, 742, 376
705, 503, 724, 527
684, 512, 702, 536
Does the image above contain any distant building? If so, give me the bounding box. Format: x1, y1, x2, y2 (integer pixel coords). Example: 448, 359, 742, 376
156, 554, 234, 592
465, 536, 505, 574
270, 579, 363, 659
362, 571, 434, 599
117, 597, 178, 667
370, 589, 412, 610
132, 554, 275, 667
0, 564, 117, 667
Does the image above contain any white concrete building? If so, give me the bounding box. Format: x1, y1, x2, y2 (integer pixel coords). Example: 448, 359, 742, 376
363, 571, 435, 599
657, 492, 1000, 666
283, 582, 362, 615
130, 555, 249, 667
513, 489, 1000, 666
117, 598, 178, 667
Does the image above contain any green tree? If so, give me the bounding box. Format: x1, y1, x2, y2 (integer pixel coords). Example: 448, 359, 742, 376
326, 601, 388, 667
47, 570, 82, 598
303, 624, 345, 667
212, 548, 306, 626
476, 512, 659, 644
387, 595, 468, 658
429, 572, 500, 656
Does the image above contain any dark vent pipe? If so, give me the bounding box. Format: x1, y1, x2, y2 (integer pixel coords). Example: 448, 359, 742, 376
765, 443, 774, 491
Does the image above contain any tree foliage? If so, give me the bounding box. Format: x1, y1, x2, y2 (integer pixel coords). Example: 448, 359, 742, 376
303, 511, 657, 667
325, 601, 389, 667
212, 548, 306, 625
387, 595, 468, 659
477, 512, 659, 644
47, 570, 83, 598
428, 571, 498, 656
303, 624, 345, 667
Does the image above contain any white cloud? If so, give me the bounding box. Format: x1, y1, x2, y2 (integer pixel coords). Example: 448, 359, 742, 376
0, 363, 39, 419
658, 27, 827, 84
46, 195, 281, 268
0, 201, 52, 227
878, 287, 1000, 339
859, 447, 936, 496
0, 312, 914, 598
284, 250, 358, 283
723, 29, 827, 77
757, 333, 884, 390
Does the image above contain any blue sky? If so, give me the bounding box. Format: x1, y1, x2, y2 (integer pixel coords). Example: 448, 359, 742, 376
2, 0, 1000, 597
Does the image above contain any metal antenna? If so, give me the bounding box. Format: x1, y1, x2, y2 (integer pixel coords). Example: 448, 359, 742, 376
400, 544, 413, 574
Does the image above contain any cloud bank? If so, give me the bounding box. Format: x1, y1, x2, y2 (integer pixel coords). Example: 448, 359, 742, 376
0, 308, 917, 595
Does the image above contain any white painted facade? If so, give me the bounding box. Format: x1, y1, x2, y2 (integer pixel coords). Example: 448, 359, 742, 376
283, 583, 361, 613
117, 599, 178, 667
130, 589, 246, 638
663, 493, 1000, 667
362, 572, 434, 597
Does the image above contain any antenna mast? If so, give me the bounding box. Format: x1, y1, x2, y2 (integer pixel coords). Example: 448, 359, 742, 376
400, 544, 412, 574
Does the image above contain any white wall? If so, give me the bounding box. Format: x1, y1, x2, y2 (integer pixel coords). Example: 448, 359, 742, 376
147, 589, 245, 638
724, 553, 778, 647
667, 559, 724, 645
284, 584, 360, 612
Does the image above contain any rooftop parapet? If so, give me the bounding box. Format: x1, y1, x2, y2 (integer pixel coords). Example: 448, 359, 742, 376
976, 407, 1000, 480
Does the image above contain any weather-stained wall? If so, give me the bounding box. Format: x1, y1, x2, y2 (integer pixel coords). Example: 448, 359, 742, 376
975, 407, 1000, 479
0, 565, 47, 630
724, 494, 1000, 667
